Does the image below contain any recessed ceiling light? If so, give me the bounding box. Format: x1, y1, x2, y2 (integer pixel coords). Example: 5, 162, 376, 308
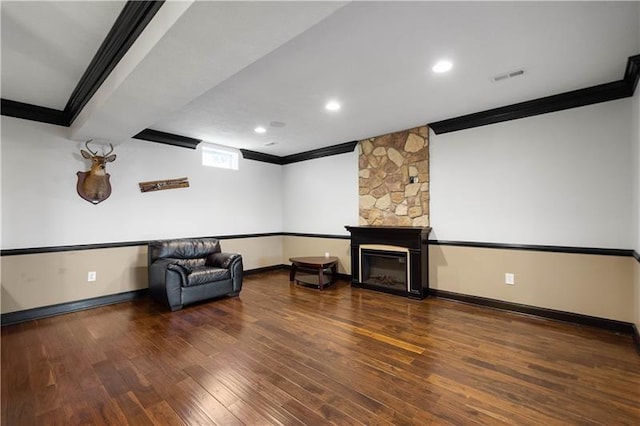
254, 126, 266, 134
325, 101, 341, 111
432, 60, 453, 73
269, 121, 286, 128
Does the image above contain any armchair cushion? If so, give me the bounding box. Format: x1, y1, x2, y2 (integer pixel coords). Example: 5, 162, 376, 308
165, 257, 205, 269
185, 267, 230, 287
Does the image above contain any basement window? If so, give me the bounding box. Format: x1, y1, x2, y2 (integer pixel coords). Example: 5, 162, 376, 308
202, 145, 239, 170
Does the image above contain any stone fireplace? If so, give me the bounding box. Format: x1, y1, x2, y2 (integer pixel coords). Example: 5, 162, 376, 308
350, 125, 431, 298
345, 226, 431, 299
359, 126, 429, 227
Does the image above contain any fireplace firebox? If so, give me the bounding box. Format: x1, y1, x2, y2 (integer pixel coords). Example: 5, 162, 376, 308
361, 247, 409, 291
346, 226, 431, 298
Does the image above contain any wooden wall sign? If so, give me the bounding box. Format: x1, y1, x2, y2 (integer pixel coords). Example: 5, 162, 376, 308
139, 177, 189, 193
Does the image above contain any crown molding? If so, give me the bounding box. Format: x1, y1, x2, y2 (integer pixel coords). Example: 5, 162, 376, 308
430, 54, 640, 134
241, 141, 358, 165
133, 128, 201, 149
0, 99, 69, 127
239, 150, 285, 165
283, 141, 358, 164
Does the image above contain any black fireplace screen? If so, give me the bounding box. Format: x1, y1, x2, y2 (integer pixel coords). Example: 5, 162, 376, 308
361, 249, 408, 291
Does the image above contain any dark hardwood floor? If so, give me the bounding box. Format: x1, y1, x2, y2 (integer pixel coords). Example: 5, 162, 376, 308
2, 270, 639, 425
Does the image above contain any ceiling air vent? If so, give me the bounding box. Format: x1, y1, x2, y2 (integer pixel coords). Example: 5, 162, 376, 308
492, 69, 525, 83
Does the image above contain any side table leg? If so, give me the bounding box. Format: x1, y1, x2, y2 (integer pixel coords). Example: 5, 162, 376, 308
318, 267, 324, 291
331, 264, 338, 284
290, 263, 297, 281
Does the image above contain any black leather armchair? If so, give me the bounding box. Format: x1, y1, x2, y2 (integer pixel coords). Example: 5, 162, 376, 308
148, 238, 243, 311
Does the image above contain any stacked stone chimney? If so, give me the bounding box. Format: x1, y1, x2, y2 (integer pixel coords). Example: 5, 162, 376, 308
358, 126, 429, 226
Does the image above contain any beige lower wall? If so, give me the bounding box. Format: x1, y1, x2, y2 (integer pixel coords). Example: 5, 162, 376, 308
2, 235, 635, 324
430, 245, 634, 323
1, 246, 149, 314
221, 235, 283, 271
282, 236, 351, 274
1, 236, 284, 314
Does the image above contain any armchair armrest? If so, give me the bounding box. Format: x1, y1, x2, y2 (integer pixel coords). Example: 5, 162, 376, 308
149, 259, 187, 311
167, 263, 191, 282
207, 252, 243, 292
207, 252, 240, 268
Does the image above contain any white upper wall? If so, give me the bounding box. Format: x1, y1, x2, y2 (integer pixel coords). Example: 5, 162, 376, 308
282, 151, 358, 235
430, 98, 634, 249
2, 94, 637, 249
1, 116, 283, 249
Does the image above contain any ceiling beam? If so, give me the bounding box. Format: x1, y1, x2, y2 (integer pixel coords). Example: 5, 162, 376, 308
64, 1, 164, 125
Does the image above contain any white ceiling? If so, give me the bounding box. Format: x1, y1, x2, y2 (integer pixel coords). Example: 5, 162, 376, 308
2, 1, 639, 156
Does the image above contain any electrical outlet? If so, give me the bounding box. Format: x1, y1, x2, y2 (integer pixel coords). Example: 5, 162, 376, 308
87, 271, 97, 282
505, 273, 515, 285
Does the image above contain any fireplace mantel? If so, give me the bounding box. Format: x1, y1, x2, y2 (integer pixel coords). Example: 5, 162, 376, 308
345, 226, 431, 298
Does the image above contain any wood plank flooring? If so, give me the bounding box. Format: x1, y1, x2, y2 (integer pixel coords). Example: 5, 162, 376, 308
2, 270, 639, 425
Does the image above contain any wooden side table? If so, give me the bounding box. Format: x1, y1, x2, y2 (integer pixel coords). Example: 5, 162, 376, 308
289, 256, 339, 290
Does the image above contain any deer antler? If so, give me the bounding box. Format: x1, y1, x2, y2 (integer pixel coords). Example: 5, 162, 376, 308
84, 140, 97, 155
103, 143, 114, 156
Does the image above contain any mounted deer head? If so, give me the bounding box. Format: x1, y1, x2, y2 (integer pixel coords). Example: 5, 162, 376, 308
76, 140, 116, 204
